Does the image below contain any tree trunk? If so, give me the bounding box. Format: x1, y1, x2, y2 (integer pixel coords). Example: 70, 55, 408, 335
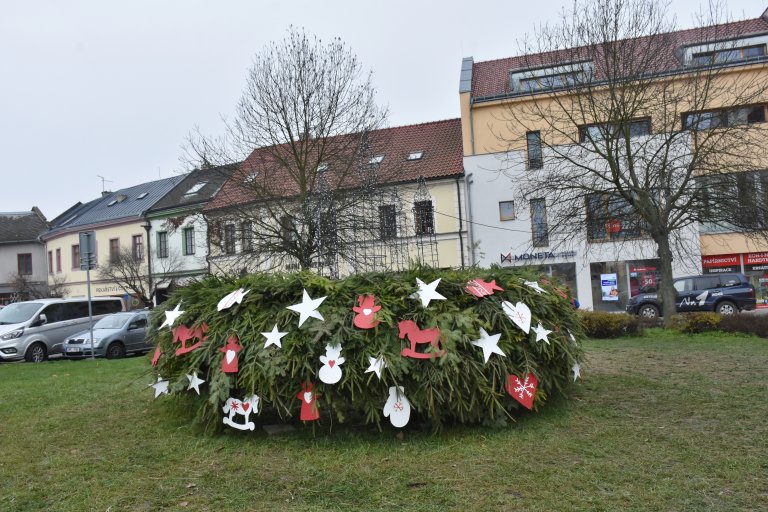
655, 234, 677, 326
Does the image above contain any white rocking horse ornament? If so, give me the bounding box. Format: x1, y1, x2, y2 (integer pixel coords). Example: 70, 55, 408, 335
222, 394, 260, 431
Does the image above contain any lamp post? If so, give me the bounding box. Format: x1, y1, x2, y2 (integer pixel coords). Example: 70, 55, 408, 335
143, 220, 153, 308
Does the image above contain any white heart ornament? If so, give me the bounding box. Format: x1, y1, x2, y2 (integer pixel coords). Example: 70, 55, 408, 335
363, 308, 372, 316
303, 391, 313, 404
502, 301, 532, 334
226, 350, 236, 364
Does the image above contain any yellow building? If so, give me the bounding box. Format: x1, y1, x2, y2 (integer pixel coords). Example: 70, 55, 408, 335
204, 119, 470, 276
42, 176, 185, 306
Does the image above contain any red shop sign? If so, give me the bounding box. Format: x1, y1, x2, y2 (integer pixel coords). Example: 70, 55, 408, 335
702, 254, 740, 268
744, 252, 768, 265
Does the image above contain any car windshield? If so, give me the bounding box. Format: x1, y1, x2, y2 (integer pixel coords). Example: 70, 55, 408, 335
0, 302, 43, 325
93, 314, 133, 330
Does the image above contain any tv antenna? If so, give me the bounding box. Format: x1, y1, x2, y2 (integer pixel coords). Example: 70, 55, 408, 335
97, 175, 113, 192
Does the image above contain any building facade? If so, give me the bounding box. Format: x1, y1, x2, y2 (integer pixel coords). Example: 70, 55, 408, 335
0, 208, 50, 304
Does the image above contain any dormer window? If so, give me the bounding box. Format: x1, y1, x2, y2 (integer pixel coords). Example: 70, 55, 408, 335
243, 172, 258, 184
369, 155, 384, 164
317, 163, 328, 173
519, 71, 584, 92
407, 151, 424, 161
136, 192, 148, 199
510, 61, 593, 94
184, 182, 207, 195
107, 200, 117, 207
692, 44, 766, 66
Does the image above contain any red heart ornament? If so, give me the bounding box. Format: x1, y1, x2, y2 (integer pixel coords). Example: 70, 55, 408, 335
505, 373, 538, 410
242, 403, 250, 412
328, 360, 336, 368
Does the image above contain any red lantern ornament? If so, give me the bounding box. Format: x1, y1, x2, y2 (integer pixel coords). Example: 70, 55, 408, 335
352, 295, 381, 329
220, 336, 242, 373
465, 279, 504, 298
505, 373, 538, 410
296, 382, 320, 421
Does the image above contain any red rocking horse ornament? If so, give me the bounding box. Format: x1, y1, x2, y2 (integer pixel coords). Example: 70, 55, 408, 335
398, 320, 447, 359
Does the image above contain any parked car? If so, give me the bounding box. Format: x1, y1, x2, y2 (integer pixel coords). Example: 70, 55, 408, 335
62, 311, 151, 359
626, 273, 756, 318
0, 298, 124, 362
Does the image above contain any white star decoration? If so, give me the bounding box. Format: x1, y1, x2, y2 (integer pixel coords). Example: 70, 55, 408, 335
524, 280, 547, 294
470, 328, 506, 363
572, 362, 581, 381
365, 356, 387, 379
262, 324, 288, 348
533, 323, 552, 344
286, 289, 327, 327
159, 302, 184, 329
186, 373, 206, 395
413, 278, 446, 307
149, 376, 169, 398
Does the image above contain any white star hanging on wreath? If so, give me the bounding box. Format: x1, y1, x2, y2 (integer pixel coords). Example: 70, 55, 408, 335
365, 356, 387, 379
470, 328, 506, 363
261, 324, 288, 348
186, 373, 206, 395
532, 323, 552, 344
149, 376, 169, 398
524, 280, 547, 294
572, 361, 581, 381
286, 289, 327, 327
412, 278, 446, 307
159, 302, 184, 329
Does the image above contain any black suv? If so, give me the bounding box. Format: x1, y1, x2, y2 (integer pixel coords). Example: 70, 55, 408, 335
626, 273, 756, 318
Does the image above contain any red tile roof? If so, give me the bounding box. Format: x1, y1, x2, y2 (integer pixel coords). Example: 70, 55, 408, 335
471, 17, 768, 100
205, 118, 463, 212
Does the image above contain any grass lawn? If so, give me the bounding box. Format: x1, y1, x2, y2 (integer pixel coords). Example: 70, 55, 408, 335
1, 329, 766, 511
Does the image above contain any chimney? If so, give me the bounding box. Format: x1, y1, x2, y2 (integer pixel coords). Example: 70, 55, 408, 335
102, 190, 112, 197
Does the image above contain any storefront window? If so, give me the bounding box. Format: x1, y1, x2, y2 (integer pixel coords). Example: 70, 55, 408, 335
590, 259, 660, 312
742, 252, 768, 309
532, 263, 578, 303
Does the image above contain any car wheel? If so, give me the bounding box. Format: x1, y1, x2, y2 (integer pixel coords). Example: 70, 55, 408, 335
25, 342, 47, 363
638, 304, 659, 319
716, 301, 737, 315
105, 341, 126, 359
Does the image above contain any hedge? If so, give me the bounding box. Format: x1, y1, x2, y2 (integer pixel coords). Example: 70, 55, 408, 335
578, 311, 644, 338
148, 267, 584, 432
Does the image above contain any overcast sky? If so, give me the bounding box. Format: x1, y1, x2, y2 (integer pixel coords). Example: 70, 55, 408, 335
1, 0, 762, 218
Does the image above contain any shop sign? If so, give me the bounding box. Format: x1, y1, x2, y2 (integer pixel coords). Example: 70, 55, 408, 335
500, 250, 577, 263
744, 252, 768, 266
702, 254, 740, 274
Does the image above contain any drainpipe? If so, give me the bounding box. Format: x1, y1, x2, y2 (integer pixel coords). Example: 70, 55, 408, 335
464, 172, 475, 265
455, 178, 465, 268
143, 220, 153, 308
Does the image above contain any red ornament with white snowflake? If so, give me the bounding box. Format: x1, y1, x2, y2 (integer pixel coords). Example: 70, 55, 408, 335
505, 373, 538, 410
352, 294, 381, 329
296, 382, 320, 421
220, 336, 242, 373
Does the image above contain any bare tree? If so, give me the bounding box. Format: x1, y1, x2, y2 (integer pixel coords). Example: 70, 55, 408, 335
98, 247, 182, 307
499, 0, 768, 321
8, 272, 48, 300
185, 28, 432, 276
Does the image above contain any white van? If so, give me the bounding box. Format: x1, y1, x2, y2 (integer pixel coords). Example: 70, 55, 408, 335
0, 298, 123, 362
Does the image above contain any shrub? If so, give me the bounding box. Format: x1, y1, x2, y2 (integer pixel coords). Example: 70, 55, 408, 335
149, 267, 585, 433
669, 312, 721, 334
718, 313, 768, 338
578, 311, 642, 338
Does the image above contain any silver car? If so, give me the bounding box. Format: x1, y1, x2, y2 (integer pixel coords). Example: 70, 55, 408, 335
62, 311, 151, 359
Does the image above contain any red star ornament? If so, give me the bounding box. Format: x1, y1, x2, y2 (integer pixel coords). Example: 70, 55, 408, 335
220, 336, 242, 373
352, 294, 381, 329
296, 382, 320, 421
505, 373, 538, 410
465, 279, 504, 298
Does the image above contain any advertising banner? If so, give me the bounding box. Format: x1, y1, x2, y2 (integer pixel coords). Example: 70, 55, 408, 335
600, 273, 619, 301
701, 254, 740, 274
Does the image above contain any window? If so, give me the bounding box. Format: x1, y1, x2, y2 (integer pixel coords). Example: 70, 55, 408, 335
692, 45, 766, 65
579, 119, 651, 142
48, 251, 53, 273
499, 201, 516, 221
184, 182, 207, 195
526, 131, 543, 169
407, 151, 424, 161
136, 192, 148, 199
17, 253, 32, 275
674, 278, 693, 293
369, 155, 384, 165
586, 193, 644, 241
530, 199, 549, 247
414, 200, 435, 235
132, 235, 144, 260
71, 245, 80, 270
183, 227, 195, 255
280, 216, 296, 244
56, 248, 61, 272
224, 224, 236, 254
157, 232, 168, 258
519, 71, 583, 92
379, 204, 397, 240
683, 105, 766, 130
240, 222, 253, 253
109, 238, 120, 263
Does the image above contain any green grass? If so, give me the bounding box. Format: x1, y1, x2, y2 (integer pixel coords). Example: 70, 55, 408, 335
1, 329, 767, 511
